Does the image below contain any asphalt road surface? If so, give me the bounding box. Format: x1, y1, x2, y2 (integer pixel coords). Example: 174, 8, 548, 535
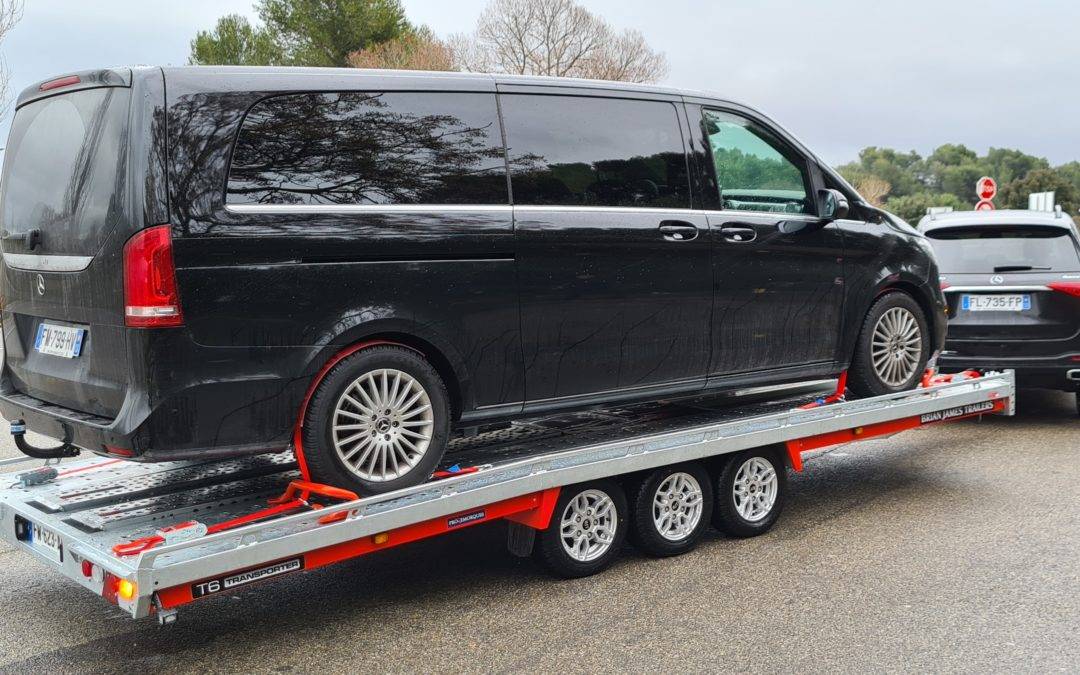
0, 389, 1075, 673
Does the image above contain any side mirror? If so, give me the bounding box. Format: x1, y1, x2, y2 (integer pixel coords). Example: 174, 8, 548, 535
819, 188, 850, 222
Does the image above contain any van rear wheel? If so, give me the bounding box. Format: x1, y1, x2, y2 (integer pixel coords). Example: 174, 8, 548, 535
302, 345, 450, 495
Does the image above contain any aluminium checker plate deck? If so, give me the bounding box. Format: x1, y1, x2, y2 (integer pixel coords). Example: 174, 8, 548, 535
0, 372, 1015, 619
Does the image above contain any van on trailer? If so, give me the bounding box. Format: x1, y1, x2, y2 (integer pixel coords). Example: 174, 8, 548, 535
0, 67, 947, 494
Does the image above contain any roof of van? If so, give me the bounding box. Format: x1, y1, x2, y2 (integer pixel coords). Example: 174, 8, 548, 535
160, 65, 737, 99
918, 209, 1078, 234
20, 65, 759, 114
18, 66, 752, 105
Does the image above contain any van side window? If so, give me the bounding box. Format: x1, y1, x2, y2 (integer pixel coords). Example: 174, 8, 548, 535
227, 92, 508, 205
702, 110, 812, 215
500, 95, 690, 208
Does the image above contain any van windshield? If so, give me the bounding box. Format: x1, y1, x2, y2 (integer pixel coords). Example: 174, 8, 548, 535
927, 225, 1080, 273
0, 87, 129, 258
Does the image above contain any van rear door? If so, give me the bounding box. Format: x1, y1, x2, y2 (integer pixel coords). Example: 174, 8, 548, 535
0, 69, 156, 419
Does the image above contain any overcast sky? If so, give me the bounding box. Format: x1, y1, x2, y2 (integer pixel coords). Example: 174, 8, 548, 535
3, 0, 1078, 167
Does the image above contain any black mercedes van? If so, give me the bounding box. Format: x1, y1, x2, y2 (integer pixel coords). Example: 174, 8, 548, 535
0, 67, 947, 493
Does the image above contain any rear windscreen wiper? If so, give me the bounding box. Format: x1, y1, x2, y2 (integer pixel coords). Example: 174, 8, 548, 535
993, 265, 1051, 272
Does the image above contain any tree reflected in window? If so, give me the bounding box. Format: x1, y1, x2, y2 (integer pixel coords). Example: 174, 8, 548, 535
227, 92, 509, 205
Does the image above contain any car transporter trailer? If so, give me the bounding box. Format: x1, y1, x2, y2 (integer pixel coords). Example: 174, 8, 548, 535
0, 370, 1014, 624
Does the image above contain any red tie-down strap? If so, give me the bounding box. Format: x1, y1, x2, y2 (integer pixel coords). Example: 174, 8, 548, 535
291, 340, 418, 481
111, 480, 360, 557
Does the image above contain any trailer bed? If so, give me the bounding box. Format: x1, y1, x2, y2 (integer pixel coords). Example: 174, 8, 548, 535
0, 372, 1015, 621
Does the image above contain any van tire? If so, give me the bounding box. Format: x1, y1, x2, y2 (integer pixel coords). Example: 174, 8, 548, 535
302, 345, 451, 495
848, 292, 930, 398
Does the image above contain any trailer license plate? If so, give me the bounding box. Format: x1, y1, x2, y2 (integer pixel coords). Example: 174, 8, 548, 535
34, 322, 85, 358
27, 521, 63, 563
961, 294, 1030, 312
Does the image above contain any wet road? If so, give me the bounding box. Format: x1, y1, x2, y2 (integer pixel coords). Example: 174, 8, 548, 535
0, 389, 1076, 673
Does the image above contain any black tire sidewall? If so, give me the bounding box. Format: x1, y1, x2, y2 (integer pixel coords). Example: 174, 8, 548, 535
629, 463, 714, 557
536, 480, 628, 578
712, 449, 787, 538
302, 346, 450, 495
848, 292, 931, 398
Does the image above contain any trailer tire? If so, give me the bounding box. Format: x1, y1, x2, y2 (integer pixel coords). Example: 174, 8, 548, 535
302, 345, 451, 495
629, 463, 713, 557
712, 448, 786, 538
535, 480, 627, 578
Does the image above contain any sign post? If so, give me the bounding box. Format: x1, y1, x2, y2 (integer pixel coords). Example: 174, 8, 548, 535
975, 176, 996, 211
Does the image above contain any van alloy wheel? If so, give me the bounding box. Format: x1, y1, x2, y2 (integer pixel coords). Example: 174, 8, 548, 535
870, 306, 923, 387
331, 368, 434, 482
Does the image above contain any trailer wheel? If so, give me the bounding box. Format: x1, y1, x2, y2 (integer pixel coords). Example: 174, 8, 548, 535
712, 448, 787, 538
535, 480, 627, 578
629, 463, 713, 557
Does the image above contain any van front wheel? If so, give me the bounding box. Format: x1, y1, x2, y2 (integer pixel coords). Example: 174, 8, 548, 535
302, 345, 451, 495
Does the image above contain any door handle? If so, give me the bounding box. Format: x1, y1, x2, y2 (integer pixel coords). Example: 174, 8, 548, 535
719, 224, 757, 243
659, 220, 699, 242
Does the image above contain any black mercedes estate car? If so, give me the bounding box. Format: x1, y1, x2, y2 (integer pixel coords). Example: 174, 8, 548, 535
0, 67, 946, 493
922, 209, 1080, 412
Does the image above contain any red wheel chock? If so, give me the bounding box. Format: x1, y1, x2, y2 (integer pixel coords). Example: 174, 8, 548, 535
112, 480, 359, 557
798, 371, 848, 410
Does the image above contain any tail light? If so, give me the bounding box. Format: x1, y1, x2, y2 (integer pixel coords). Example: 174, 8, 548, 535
123, 225, 183, 328
1048, 281, 1080, 298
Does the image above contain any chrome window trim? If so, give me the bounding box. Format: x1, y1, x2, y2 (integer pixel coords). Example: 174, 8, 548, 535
2, 253, 94, 272
701, 210, 820, 221
225, 203, 820, 218
226, 204, 514, 215
513, 205, 696, 215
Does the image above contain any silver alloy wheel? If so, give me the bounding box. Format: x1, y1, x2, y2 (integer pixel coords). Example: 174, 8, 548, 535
560, 489, 618, 562
732, 457, 778, 523
871, 306, 923, 387
331, 368, 434, 483
652, 472, 704, 541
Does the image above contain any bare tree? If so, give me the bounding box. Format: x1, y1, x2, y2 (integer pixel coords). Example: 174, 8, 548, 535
347, 27, 456, 71
0, 0, 23, 117
452, 0, 667, 83
854, 175, 891, 208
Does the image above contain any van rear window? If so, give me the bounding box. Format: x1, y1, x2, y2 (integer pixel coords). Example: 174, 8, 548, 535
226, 92, 508, 206
927, 225, 1080, 273
0, 87, 129, 257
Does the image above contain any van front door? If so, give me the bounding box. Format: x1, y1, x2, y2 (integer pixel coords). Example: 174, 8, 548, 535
691, 106, 845, 380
